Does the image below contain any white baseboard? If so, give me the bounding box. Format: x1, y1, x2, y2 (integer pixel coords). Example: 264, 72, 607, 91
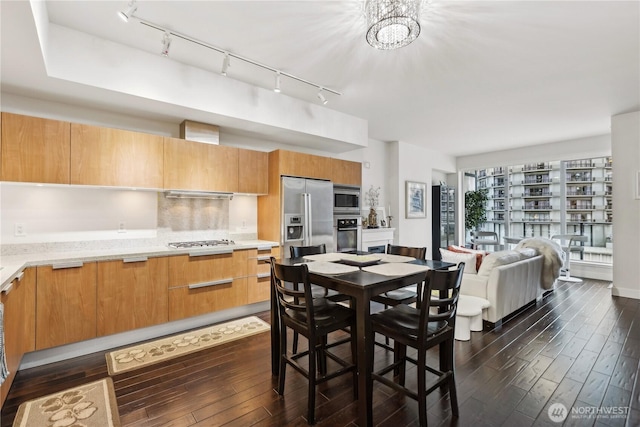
611, 286, 640, 300
571, 261, 613, 281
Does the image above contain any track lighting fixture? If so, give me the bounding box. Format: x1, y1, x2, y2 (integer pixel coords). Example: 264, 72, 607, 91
161, 32, 172, 57
221, 53, 230, 76
118, 0, 137, 22
274, 72, 281, 93
122, 3, 341, 100
317, 89, 328, 105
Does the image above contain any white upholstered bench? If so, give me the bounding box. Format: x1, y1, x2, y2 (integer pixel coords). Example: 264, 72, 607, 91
455, 295, 490, 341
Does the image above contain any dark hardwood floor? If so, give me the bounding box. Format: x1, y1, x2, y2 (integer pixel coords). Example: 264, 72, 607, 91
2, 278, 639, 426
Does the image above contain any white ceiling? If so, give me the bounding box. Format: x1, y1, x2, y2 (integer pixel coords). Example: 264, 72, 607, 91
1, 1, 638, 156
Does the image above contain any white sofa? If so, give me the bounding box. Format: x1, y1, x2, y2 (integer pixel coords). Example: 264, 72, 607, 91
440, 248, 548, 328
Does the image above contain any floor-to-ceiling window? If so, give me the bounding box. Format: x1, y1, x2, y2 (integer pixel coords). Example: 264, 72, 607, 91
472, 156, 613, 264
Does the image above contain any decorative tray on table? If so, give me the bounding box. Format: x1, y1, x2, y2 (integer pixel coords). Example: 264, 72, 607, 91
339, 254, 381, 267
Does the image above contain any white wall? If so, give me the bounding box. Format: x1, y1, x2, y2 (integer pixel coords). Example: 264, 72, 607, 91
611, 111, 640, 299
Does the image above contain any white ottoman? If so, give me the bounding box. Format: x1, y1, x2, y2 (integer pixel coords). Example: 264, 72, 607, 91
455, 295, 491, 341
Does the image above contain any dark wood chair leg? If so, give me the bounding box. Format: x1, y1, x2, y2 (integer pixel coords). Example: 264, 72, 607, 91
308, 342, 317, 425
278, 324, 288, 395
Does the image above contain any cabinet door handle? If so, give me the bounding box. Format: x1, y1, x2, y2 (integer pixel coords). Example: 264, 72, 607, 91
52, 261, 84, 270
15, 271, 24, 282
188, 278, 234, 290
257, 245, 272, 251
1, 283, 13, 295
188, 249, 233, 257
257, 255, 271, 262
123, 256, 148, 263
257, 273, 271, 279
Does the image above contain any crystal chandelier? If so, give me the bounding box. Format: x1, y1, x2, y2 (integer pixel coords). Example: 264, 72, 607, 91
365, 0, 421, 50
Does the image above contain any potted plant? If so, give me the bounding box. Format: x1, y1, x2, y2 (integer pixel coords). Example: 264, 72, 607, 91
465, 188, 489, 233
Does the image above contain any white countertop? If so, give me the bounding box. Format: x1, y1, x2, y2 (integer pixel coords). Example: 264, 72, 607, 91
0, 240, 278, 292
362, 227, 395, 233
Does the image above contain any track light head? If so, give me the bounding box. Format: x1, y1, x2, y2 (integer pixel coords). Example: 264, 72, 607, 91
161, 32, 172, 57
221, 53, 230, 76
274, 72, 281, 93
317, 89, 328, 105
118, 1, 137, 22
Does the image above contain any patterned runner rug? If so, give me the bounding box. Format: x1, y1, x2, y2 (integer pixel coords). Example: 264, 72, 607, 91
105, 316, 270, 375
13, 378, 120, 427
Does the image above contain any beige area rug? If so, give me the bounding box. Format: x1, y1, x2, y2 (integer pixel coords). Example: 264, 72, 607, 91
13, 378, 120, 427
106, 316, 270, 375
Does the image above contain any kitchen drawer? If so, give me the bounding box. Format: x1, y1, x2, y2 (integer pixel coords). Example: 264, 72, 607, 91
247, 246, 277, 277
247, 274, 271, 304
168, 278, 248, 321
168, 251, 236, 288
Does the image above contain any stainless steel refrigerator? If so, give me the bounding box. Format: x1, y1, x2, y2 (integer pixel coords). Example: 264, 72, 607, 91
281, 176, 334, 258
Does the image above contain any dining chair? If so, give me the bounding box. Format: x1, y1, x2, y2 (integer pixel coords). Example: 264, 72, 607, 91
270, 258, 357, 424
368, 263, 465, 426
371, 244, 427, 307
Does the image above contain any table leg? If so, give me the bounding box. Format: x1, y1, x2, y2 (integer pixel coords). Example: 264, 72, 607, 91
356, 296, 373, 427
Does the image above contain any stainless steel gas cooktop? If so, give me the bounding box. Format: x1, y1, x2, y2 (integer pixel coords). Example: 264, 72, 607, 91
168, 239, 235, 249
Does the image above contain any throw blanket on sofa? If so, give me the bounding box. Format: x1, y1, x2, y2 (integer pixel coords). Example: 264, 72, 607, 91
515, 237, 564, 289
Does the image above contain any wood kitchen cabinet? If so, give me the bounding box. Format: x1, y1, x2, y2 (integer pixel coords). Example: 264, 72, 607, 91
276, 149, 332, 180
36, 262, 97, 350
168, 250, 248, 321
330, 158, 362, 186
246, 246, 279, 304
97, 256, 168, 337
164, 137, 239, 192
238, 148, 268, 194
1, 112, 71, 184
70, 124, 164, 188
0, 268, 36, 406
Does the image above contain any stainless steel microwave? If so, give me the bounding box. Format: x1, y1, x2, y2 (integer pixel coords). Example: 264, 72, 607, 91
333, 185, 361, 215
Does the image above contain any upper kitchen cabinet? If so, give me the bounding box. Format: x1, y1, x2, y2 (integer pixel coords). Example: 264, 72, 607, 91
276, 149, 332, 180
238, 148, 268, 194
70, 124, 164, 188
1, 112, 71, 184
330, 158, 362, 186
164, 137, 239, 192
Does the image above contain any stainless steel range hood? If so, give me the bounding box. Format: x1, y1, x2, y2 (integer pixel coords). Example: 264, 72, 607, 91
164, 190, 233, 200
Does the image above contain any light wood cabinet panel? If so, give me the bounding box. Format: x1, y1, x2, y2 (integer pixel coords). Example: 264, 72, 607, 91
168, 251, 248, 320
331, 158, 362, 186
277, 150, 332, 180
168, 278, 248, 321
164, 137, 239, 192
36, 263, 97, 350
0, 268, 36, 406
168, 251, 235, 287
1, 112, 71, 184
238, 148, 268, 194
70, 124, 164, 188
247, 275, 271, 304
245, 246, 276, 304
97, 257, 168, 337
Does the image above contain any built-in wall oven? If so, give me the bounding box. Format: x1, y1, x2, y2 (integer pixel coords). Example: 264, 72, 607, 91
333, 185, 361, 216
334, 217, 362, 253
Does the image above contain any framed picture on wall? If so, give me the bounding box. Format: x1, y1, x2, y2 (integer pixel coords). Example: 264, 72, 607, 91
405, 181, 426, 218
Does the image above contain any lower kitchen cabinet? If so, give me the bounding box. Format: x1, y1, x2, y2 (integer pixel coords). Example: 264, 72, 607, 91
246, 246, 277, 304
0, 268, 36, 406
97, 256, 168, 336
169, 278, 248, 321
36, 262, 97, 350
168, 251, 248, 321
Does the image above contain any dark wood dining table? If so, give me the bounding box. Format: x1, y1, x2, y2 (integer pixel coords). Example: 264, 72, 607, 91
270, 256, 455, 427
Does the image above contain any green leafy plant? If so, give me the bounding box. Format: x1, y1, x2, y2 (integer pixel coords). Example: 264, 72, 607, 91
465, 188, 489, 230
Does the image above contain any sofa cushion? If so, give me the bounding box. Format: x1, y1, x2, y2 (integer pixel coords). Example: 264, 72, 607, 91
516, 247, 538, 259
477, 250, 522, 276
447, 245, 486, 271
439, 248, 478, 274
